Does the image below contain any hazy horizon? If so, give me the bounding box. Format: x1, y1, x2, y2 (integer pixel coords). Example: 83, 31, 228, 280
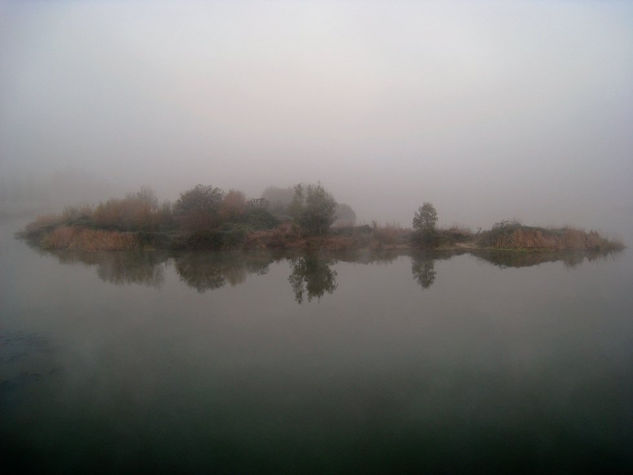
1, 1, 632, 238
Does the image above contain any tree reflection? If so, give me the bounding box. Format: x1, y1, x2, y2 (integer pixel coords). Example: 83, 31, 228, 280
411, 253, 437, 289
174, 252, 275, 293
175, 253, 227, 291
288, 253, 338, 303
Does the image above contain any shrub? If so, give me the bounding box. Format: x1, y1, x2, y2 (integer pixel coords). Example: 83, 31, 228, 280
238, 208, 279, 230
93, 187, 162, 231
374, 224, 406, 245
174, 184, 224, 233
219, 190, 246, 221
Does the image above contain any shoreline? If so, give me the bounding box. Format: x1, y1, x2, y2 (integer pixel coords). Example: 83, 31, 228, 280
18, 224, 625, 255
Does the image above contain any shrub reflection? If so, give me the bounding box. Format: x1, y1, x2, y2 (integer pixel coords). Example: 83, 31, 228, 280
471, 249, 621, 268
44, 250, 169, 288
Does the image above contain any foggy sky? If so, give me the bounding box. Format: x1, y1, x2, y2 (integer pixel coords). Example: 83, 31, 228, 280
1, 1, 632, 238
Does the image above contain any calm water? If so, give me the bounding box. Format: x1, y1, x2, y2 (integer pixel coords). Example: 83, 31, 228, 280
1, 219, 632, 473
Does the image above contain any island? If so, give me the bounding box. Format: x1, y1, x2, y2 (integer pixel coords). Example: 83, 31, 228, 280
18, 183, 624, 255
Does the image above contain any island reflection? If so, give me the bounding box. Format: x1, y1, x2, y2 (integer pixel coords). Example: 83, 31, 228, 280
33, 245, 621, 299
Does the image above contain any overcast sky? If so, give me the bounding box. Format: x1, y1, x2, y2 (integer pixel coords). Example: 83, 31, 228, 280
1, 0, 632, 236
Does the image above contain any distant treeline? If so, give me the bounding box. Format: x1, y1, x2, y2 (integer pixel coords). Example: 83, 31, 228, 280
18, 183, 624, 253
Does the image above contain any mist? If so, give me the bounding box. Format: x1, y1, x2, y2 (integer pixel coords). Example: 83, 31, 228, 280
1, 0, 632, 239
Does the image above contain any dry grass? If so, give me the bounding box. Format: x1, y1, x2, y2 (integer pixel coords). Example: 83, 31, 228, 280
244, 223, 306, 249
42, 227, 138, 251
479, 223, 623, 251
23, 214, 66, 236
243, 223, 361, 251
373, 224, 408, 246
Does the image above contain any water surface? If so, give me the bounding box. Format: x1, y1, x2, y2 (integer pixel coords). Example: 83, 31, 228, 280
1, 219, 632, 473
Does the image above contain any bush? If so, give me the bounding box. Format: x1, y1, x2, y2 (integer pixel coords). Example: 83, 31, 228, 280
217, 223, 248, 248
93, 187, 163, 231
374, 225, 406, 245
174, 184, 224, 233
219, 190, 246, 221
443, 226, 473, 243
238, 208, 279, 230
180, 223, 249, 250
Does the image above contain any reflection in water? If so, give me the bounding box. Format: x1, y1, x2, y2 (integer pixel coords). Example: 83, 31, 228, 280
335, 249, 401, 266
6, 226, 631, 473
175, 253, 233, 291
31, 243, 622, 296
50, 250, 169, 288
288, 253, 338, 303
411, 254, 437, 289
410, 251, 462, 290
95, 252, 168, 287
174, 252, 274, 292
410, 249, 623, 290
472, 249, 620, 268
0, 332, 57, 411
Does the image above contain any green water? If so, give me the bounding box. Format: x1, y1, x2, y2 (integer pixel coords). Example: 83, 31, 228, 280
1, 219, 632, 473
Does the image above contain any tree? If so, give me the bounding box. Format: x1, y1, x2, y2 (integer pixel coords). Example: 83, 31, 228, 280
412, 202, 439, 246
413, 202, 438, 232
291, 183, 337, 235
174, 184, 224, 233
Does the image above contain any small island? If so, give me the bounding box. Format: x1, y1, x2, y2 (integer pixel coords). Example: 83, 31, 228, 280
18, 183, 624, 255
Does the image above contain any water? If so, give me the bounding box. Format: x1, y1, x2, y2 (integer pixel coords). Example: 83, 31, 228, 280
1, 218, 632, 473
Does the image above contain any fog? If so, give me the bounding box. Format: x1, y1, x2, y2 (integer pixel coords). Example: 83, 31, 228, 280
1, 0, 632, 238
